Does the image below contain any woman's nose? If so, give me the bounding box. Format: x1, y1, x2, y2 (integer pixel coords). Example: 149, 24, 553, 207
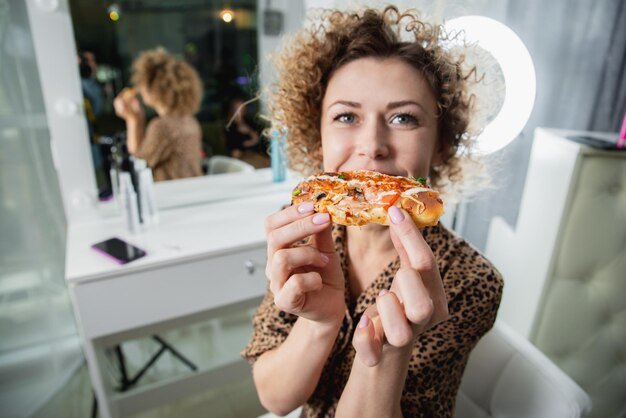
357, 118, 390, 159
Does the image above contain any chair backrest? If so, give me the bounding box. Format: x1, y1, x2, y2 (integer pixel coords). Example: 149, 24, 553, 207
486, 129, 626, 417
207, 155, 255, 175
456, 321, 592, 418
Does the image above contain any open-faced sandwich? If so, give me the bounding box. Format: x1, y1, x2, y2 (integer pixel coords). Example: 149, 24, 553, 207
291, 170, 444, 227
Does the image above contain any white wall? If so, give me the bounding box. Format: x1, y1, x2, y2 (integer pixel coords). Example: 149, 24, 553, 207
257, 0, 306, 106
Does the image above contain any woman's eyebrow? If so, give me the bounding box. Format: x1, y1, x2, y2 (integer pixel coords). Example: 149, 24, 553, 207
328, 100, 361, 108
386, 100, 426, 111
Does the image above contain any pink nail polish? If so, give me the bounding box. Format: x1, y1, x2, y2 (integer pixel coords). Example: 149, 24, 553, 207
388, 206, 404, 224
378, 289, 389, 296
298, 202, 314, 213
320, 253, 330, 263
358, 314, 370, 328
312, 213, 330, 225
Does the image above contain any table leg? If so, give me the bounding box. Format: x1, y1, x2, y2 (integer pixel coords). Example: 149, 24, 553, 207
83, 338, 118, 418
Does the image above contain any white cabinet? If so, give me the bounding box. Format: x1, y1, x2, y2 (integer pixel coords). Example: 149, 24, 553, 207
65, 189, 293, 418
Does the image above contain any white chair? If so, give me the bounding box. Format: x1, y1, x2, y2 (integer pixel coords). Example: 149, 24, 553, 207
456, 321, 591, 418
259, 321, 592, 418
205, 155, 255, 175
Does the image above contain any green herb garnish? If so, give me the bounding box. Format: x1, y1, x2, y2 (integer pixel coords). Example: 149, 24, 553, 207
292, 189, 301, 196
414, 177, 428, 185
338, 174, 346, 180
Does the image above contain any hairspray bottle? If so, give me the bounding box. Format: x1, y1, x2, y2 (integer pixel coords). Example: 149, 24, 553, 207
138, 166, 159, 225
270, 128, 287, 182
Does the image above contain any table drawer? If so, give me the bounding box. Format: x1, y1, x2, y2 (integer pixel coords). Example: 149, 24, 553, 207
71, 246, 268, 339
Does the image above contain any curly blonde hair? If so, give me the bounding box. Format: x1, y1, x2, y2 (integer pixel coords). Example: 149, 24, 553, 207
131, 48, 203, 116
268, 6, 484, 197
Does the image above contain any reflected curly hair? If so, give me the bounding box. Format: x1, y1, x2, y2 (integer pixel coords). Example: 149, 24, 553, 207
131, 48, 203, 115
268, 6, 482, 196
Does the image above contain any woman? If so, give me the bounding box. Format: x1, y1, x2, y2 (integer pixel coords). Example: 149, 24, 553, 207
242, 7, 503, 418
113, 48, 203, 181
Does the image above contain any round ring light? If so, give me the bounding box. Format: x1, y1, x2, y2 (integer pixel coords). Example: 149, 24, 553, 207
444, 16, 536, 154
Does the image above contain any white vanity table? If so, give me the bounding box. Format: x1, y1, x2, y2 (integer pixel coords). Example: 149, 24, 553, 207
65, 169, 297, 418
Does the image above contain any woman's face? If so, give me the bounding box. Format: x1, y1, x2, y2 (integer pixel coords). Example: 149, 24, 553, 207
320, 57, 439, 179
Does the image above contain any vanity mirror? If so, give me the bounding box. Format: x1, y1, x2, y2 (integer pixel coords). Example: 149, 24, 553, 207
28, 0, 305, 224
69, 0, 269, 194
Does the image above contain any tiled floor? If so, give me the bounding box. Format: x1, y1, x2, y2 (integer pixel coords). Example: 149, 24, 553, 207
31, 310, 267, 418
31, 362, 266, 418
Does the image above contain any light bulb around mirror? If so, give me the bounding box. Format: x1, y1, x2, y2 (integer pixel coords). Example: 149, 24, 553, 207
220, 9, 234, 23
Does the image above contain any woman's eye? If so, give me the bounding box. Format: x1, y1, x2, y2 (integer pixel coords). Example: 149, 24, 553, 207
335, 113, 357, 124
390, 113, 418, 125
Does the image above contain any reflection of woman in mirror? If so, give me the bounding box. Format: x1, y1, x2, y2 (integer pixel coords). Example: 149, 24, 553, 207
225, 96, 261, 160
113, 48, 203, 181
242, 7, 503, 417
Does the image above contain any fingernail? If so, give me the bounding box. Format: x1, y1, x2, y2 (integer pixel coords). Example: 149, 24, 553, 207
388, 206, 405, 224
320, 253, 329, 264
378, 289, 389, 296
358, 314, 370, 329
312, 213, 330, 225
298, 202, 314, 213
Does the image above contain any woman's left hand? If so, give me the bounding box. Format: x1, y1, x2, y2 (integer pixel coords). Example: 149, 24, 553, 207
352, 206, 450, 366
113, 88, 143, 122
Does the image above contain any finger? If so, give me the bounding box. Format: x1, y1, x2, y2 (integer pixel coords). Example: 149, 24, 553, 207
377, 290, 414, 347
265, 203, 316, 262
310, 221, 336, 254
392, 268, 434, 325
264, 202, 316, 234
266, 246, 329, 289
352, 313, 382, 367
266, 212, 332, 257
388, 206, 436, 272
389, 227, 411, 268
273, 271, 323, 313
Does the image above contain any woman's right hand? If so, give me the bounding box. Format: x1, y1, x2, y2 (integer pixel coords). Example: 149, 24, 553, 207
265, 202, 346, 327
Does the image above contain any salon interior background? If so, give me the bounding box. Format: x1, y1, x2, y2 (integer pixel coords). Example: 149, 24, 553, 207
68, 0, 626, 248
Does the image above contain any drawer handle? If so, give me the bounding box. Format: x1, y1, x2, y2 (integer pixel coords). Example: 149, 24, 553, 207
244, 260, 257, 275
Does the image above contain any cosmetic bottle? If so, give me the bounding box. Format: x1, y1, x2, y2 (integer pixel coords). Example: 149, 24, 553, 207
145, 168, 159, 224
119, 172, 140, 234
133, 159, 148, 223
109, 167, 120, 208
120, 146, 140, 198
138, 164, 158, 225
270, 128, 287, 182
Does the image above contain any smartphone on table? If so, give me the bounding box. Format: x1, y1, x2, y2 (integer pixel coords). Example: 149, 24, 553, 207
91, 237, 147, 264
